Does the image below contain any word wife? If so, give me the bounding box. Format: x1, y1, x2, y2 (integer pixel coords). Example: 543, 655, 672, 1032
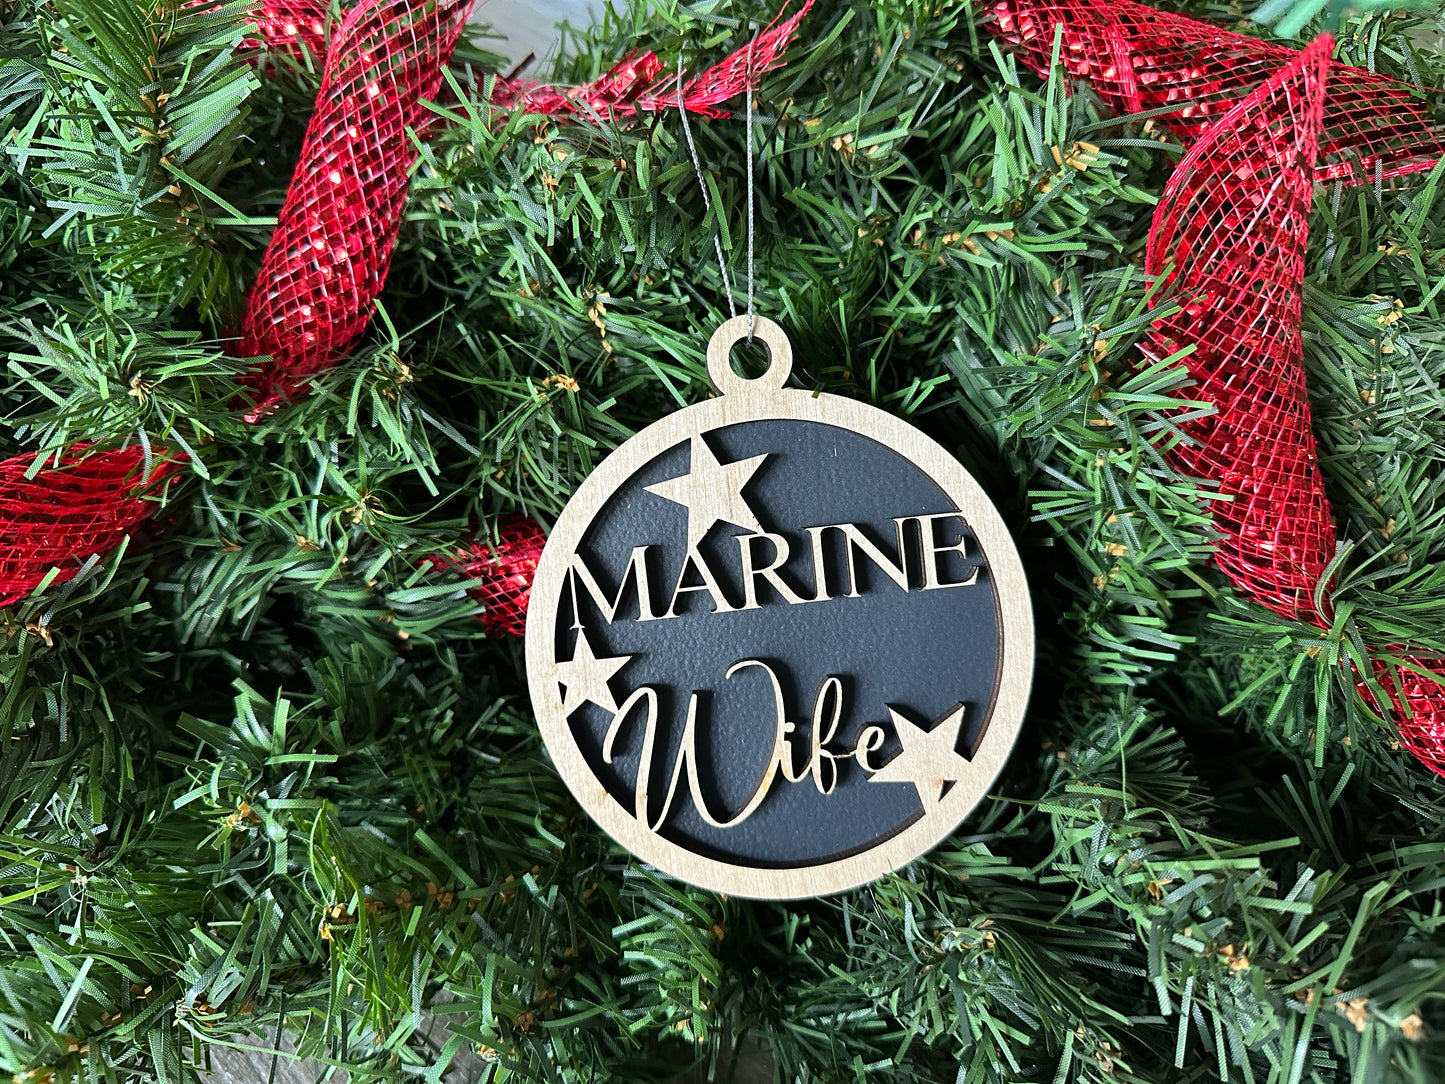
569, 512, 980, 624
603, 658, 884, 830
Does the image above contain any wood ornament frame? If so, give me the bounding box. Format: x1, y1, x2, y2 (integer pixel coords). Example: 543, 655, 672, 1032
525, 316, 1034, 899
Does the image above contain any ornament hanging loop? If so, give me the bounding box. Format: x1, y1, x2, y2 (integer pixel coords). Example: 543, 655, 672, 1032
706, 315, 792, 395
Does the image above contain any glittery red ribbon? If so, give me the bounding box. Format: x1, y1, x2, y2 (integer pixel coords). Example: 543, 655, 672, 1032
628, 0, 815, 119
432, 515, 545, 637
238, 0, 812, 412
248, 0, 812, 121
231, 0, 812, 625
1140, 35, 1444, 778
4, 0, 806, 619
237, 0, 473, 414
1142, 36, 1335, 625
245, 0, 327, 60
1367, 659, 1445, 778
491, 51, 669, 118
982, 0, 1445, 183
0, 446, 182, 608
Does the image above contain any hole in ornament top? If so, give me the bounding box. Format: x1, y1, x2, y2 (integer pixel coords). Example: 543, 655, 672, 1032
728, 339, 771, 380
706, 315, 792, 394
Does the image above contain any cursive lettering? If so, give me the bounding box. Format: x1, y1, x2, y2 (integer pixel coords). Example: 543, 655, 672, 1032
603, 661, 878, 830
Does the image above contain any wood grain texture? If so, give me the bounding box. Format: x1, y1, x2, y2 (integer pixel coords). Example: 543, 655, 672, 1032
525, 316, 1035, 900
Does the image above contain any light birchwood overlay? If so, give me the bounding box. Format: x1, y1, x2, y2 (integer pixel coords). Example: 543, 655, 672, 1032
525, 316, 1034, 900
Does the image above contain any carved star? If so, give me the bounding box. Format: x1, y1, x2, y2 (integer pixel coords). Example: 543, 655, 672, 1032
644, 435, 768, 550
555, 630, 634, 716
866, 703, 973, 806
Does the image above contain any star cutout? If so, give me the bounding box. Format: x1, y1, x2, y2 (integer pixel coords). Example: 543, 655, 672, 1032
644, 436, 768, 550
555, 630, 634, 716
866, 703, 974, 806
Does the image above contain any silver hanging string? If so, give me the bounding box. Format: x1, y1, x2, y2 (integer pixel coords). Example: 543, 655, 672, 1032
678, 55, 736, 320
745, 34, 756, 341
679, 37, 759, 334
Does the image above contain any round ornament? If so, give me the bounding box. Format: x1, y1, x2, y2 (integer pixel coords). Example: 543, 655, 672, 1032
526, 317, 1034, 899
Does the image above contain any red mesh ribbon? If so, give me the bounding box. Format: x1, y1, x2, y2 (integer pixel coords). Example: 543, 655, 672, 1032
249, 0, 812, 120
982, 0, 1445, 183
630, 0, 814, 119
0, 446, 180, 608
237, 0, 809, 410
1141, 37, 1444, 778
493, 2, 815, 119
1368, 660, 1445, 778
492, 51, 669, 118
237, 0, 473, 414
437, 516, 545, 637
1143, 36, 1335, 624
246, 0, 327, 60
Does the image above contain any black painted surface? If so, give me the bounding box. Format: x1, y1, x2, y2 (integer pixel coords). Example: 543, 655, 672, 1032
556, 418, 1002, 868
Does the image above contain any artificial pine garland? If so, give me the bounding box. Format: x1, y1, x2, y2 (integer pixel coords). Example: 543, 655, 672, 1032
1, 0, 1443, 1081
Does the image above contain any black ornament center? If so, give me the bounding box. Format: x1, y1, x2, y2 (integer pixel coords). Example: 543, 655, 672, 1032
555, 418, 1003, 868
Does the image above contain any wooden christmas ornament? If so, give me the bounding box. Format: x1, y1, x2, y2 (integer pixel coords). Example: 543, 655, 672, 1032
525, 317, 1034, 899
